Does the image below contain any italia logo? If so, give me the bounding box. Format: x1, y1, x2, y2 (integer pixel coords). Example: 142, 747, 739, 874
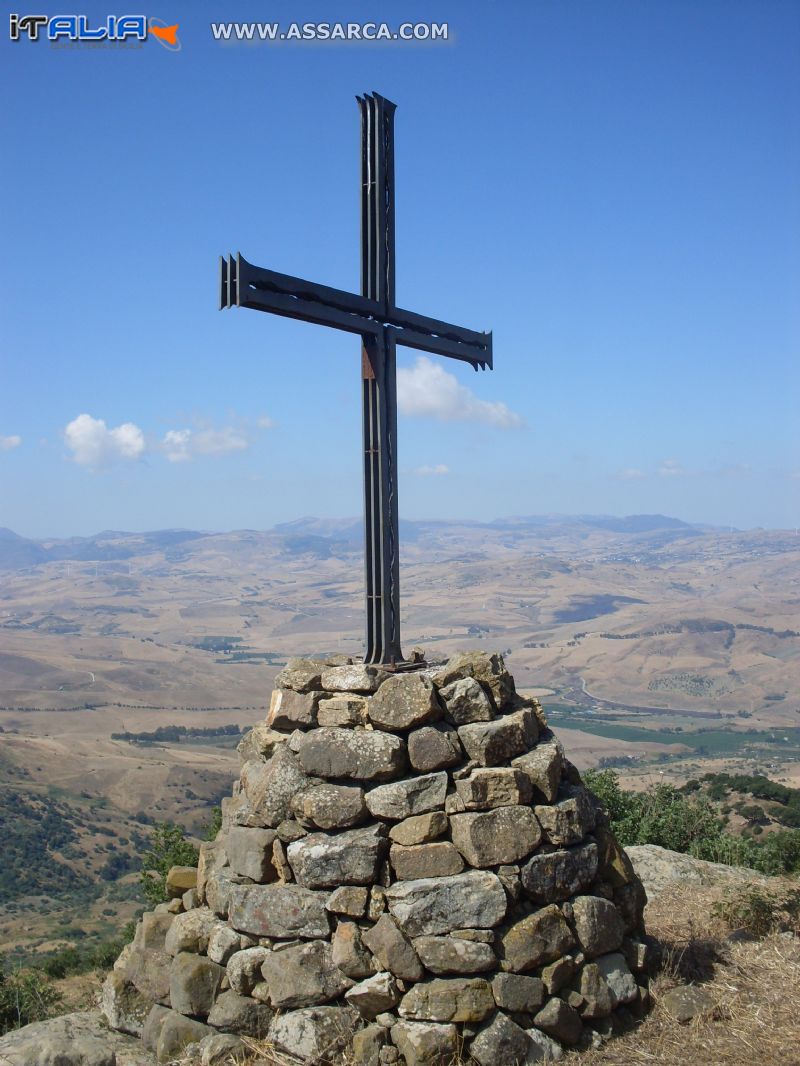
9, 13, 180, 49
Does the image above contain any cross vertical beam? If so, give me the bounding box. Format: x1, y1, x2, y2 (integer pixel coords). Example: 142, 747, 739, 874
359, 93, 402, 665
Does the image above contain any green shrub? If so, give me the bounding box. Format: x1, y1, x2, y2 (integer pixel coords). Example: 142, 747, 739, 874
139, 822, 198, 907
0, 959, 62, 1034
712, 885, 800, 937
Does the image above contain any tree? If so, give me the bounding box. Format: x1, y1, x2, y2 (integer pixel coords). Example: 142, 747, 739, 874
139, 822, 198, 906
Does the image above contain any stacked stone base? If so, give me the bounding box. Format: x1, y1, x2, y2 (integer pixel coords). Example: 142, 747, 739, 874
104, 651, 650, 1064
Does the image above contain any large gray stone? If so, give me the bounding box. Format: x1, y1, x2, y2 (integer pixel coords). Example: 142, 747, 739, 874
321, 663, 388, 693
240, 746, 315, 828
398, 978, 494, 1022
594, 952, 638, 1007
267, 1006, 359, 1061
259, 940, 353, 1008
512, 733, 563, 803
207, 922, 243, 965
576, 962, 613, 1019
133, 911, 173, 953
228, 883, 330, 939
275, 657, 325, 693
362, 914, 425, 981
414, 936, 495, 974
164, 906, 217, 955
407, 723, 463, 772
438, 677, 494, 725
225, 825, 278, 882
326, 885, 369, 917
491, 973, 545, 1013
533, 997, 583, 1046
297, 727, 407, 782
571, 895, 624, 958
365, 772, 448, 821
125, 946, 171, 1005
331, 920, 375, 979
100, 969, 151, 1037
206, 990, 273, 1036
386, 870, 507, 937
236, 722, 288, 763
450, 806, 542, 867
368, 673, 441, 732
470, 1011, 561, 1066
267, 687, 318, 730
389, 811, 448, 846
292, 782, 368, 830
432, 651, 515, 711
0, 1013, 132, 1066
458, 708, 537, 766
534, 785, 596, 848
196, 838, 227, 905
390, 1020, 459, 1065
157, 1011, 213, 1062
226, 946, 270, 996
520, 842, 599, 903
317, 694, 369, 727
287, 824, 387, 888
455, 767, 532, 810
497, 905, 576, 973
345, 972, 402, 1019
169, 952, 225, 1017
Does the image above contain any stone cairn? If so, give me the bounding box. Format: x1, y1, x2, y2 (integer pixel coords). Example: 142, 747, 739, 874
103, 652, 650, 1065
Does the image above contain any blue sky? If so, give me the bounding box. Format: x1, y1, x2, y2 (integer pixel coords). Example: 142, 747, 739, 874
2, 0, 798, 537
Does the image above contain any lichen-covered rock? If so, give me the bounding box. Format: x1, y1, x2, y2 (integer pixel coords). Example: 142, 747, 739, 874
287, 824, 387, 888
386, 870, 507, 937
259, 941, 353, 1008
365, 772, 448, 821
267, 1006, 359, 1061
390, 1020, 459, 1065
438, 677, 494, 725
576, 962, 613, 1019
432, 651, 515, 712
240, 746, 315, 828
571, 895, 624, 958
398, 977, 494, 1023
458, 708, 537, 766
321, 663, 388, 693
226, 946, 270, 996
327, 885, 369, 917
594, 952, 638, 1007
228, 883, 330, 939
331, 921, 375, 979
275, 658, 325, 693
407, 723, 463, 772
414, 936, 495, 974
237, 722, 288, 763
470, 1010, 561, 1065
497, 906, 575, 973
520, 842, 599, 903
450, 806, 542, 867
164, 906, 216, 956
100, 969, 151, 1037
196, 838, 227, 905
207, 923, 243, 965
297, 727, 407, 781
368, 673, 441, 731
166, 865, 197, 898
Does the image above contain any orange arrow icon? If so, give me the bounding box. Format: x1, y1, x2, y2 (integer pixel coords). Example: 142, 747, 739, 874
149, 23, 178, 44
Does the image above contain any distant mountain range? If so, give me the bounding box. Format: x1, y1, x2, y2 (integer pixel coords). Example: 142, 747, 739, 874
0, 514, 735, 572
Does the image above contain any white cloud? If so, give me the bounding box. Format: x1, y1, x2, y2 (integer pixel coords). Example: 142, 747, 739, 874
162, 426, 248, 462
658, 459, 687, 478
0, 435, 21, 451
618, 467, 645, 480
257, 415, 275, 429
397, 356, 523, 428
415, 464, 450, 477
64, 414, 145, 468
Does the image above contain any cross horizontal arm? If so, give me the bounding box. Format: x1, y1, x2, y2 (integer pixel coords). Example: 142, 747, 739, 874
220, 254, 381, 337
221, 253, 492, 370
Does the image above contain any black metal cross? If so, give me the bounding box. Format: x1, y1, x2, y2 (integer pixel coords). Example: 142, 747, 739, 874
219, 93, 493, 666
